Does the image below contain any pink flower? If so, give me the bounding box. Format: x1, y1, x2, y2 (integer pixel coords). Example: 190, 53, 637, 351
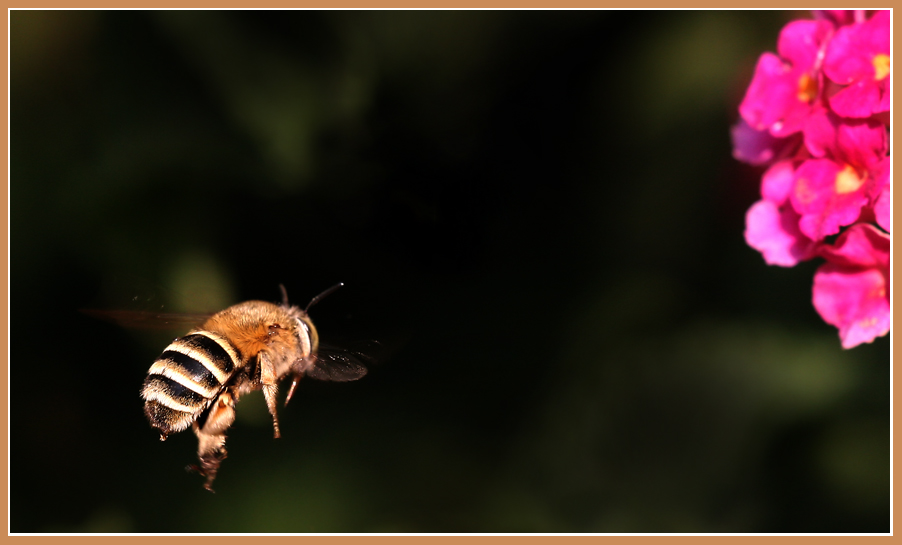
823, 10, 890, 118
738, 20, 834, 138
790, 159, 870, 241
744, 161, 817, 266
791, 110, 888, 240
733, 10, 890, 349
812, 224, 890, 348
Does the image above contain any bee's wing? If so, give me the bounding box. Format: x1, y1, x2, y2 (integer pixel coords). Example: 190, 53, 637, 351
80, 309, 212, 330
305, 347, 370, 382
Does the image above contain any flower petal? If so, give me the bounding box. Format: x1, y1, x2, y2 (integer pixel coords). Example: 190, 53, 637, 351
739, 52, 798, 131
873, 185, 890, 233
819, 223, 890, 269
731, 119, 784, 166
760, 160, 797, 203
745, 199, 816, 266
829, 79, 883, 118
803, 108, 887, 167
778, 19, 834, 71
812, 263, 889, 348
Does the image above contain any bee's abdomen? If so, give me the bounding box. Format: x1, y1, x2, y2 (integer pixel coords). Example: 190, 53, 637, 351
141, 331, 241, 435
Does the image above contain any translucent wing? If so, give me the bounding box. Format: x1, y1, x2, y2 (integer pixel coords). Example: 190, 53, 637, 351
80, 309, 212, 331
306, 347, 370, 382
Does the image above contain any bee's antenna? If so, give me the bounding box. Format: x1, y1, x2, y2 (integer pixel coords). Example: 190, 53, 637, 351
305, 282, 344, 312
278, 284, 290, 306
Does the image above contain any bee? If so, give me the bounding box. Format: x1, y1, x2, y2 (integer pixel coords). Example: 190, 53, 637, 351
139, 283, 367, 491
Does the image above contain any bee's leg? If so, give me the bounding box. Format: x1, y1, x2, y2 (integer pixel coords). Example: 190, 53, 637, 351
190, 392, 236, 492
285, 357, 315, 406
262, 384, 281, 439
284, 373, 303, 406
259, 353, 282, 439
188, 438, 227, 493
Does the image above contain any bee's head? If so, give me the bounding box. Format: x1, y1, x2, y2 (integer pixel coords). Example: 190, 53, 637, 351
280, 282, 344, 357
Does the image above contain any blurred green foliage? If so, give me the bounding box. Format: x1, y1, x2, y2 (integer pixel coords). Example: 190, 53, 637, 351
10, 10, 888, 533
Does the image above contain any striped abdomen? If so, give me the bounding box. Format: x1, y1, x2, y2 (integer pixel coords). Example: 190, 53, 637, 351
141, 331, 241, 437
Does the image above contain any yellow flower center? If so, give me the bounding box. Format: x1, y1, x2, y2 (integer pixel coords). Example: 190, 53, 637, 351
797, 73, 818, 102
873, 54, 890, 80
834, 165, 864, 194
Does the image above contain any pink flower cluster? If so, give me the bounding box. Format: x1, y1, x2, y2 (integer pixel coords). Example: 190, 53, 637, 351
732, 10, 890, 349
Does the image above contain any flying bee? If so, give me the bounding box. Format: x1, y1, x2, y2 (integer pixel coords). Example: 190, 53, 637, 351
138, 283, 367, 491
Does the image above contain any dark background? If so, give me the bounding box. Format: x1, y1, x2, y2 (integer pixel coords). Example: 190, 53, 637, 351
10, 10, 889, 533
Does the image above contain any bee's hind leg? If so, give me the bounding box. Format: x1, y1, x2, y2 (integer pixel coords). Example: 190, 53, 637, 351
190, 391, 237, 492
187, 444, 227, 493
